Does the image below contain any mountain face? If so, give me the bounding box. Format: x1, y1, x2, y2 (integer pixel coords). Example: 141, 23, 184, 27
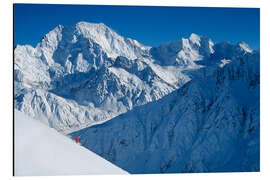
70, 51, 259, 173
15, 22, 212, 134
14, 22, 257, 135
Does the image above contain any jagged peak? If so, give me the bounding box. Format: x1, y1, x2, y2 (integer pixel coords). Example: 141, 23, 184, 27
30, 21, 151, 60
189, 33, 201, 44
44, 24, 64, 37
189, 33, 214, 46
74, 21, 118, 37
75, 21, 109, 31
237, 41, 253, 53
37, 24, 65, 50
214, 40, 253, 54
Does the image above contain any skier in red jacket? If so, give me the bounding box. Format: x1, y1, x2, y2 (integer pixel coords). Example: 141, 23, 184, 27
75, 137, 80, 143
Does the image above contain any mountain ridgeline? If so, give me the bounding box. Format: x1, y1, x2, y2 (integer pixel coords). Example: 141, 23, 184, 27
14, 22, 259, 173
70, 51, 259, 173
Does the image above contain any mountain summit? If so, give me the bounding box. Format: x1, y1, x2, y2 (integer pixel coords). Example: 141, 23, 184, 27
14, 22, 256, 134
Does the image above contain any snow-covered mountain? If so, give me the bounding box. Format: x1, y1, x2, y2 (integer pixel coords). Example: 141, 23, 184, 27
151, 33, 214, 67
70, 51, 259, 173
14, 22, 206, 134
14, 21, 258, 137
14, 110, 128, 176
14, 21, 259, 174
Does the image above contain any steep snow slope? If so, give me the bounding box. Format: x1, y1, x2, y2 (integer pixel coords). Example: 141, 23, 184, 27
14, 110, 128, 176
70, 51, 259, 174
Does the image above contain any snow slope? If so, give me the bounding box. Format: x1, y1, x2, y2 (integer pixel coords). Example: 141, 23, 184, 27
14, 110, 128, 176
70, 51, 260, 174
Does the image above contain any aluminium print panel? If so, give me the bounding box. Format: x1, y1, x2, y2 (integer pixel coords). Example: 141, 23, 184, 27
14, 4, 260, 175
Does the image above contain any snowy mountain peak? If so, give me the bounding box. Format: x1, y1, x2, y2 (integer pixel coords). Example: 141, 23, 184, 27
72, 21, 150, 59
189, 33, 201, 45
212, 40, 254, 60
74, 21, 117, 40
38, 24, 64, 53
189, 33, 214, 53
151, 33, 214, 66
34, 21, 150, 69
237, 41, 253, 53
76, 21, 107, 28
14, 21, 257, 135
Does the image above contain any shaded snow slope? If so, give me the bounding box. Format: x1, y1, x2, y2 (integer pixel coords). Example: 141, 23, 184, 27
14, 110, 128, 176
70, 52, 259, 174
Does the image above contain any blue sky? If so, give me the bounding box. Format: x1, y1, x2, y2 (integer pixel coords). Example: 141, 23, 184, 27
14, 4, 260, 50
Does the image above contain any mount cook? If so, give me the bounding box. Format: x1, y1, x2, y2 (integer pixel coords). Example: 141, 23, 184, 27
14, 22, 259, 173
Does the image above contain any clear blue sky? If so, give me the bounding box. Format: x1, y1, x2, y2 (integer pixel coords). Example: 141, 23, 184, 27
14, 4, 260, 50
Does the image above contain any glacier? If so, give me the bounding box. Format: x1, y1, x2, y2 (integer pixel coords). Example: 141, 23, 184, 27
14, 21, 259, 174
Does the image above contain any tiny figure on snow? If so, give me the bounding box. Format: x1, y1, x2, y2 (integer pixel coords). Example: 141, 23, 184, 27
75, 137, 80, 143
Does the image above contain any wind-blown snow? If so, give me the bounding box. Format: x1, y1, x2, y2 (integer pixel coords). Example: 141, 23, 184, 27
14, 110, 128, 176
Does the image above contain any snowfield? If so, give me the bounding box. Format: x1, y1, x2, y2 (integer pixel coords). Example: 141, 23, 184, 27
14, 110, 128, 176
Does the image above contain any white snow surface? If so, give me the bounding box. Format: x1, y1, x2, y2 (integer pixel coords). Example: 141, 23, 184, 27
14, 110, 128, 176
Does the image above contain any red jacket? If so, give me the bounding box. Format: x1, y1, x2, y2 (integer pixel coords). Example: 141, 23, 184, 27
75, 137, 80, 143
